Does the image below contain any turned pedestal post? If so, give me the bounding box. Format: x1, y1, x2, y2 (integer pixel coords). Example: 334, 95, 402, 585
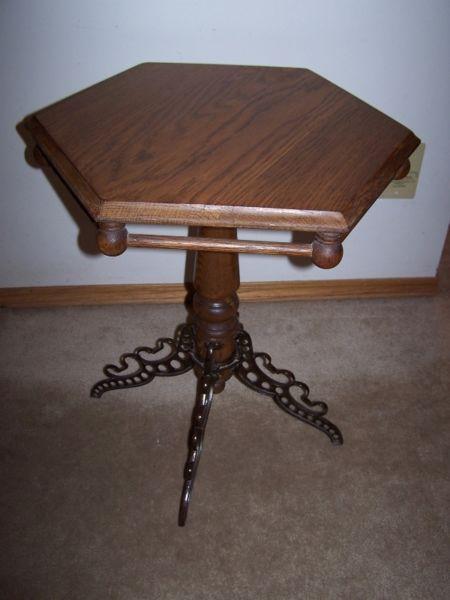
192, 227, 241, 392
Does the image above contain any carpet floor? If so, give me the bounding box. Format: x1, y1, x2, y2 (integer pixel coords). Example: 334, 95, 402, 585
1, 269, 449, 598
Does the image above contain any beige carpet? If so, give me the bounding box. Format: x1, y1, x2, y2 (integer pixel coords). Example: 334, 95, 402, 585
1, 261, 449, 598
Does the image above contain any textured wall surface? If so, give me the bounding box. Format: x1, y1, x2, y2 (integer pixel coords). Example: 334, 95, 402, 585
1, 0, 449, 287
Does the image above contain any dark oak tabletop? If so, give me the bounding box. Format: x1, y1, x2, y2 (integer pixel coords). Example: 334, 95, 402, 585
27, 63, 419, 234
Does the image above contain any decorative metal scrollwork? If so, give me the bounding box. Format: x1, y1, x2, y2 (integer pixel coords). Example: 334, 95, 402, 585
90, 323, 343, 526
234, 330, 343, 445
90, 325, 195, 398
179, 343, 219, 526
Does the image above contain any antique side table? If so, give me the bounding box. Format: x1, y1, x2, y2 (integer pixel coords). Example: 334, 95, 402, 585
26, 63, 419, 525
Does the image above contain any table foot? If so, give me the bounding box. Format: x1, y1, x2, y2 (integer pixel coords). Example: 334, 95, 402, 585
90, 325, 195, 398
234, 330, 343, 446
179, 344, 219, 526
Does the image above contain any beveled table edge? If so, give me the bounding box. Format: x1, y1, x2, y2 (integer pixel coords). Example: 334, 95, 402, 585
26, 115, 350, 234
98, 202, 348, 232
26, 115, 103, 217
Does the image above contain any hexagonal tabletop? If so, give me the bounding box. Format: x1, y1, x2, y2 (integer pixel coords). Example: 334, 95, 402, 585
27, 63, 419, 234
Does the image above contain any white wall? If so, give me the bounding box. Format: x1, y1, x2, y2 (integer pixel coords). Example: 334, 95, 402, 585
1, 0, 449, 287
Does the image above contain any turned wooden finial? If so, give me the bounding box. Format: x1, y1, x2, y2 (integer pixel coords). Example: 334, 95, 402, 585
312, 232, 344, 269
97, 222, 128, 256
394, 159, 411, 180
32, 145, 48, 168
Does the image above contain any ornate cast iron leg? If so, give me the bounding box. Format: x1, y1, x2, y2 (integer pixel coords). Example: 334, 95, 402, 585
179, 344, 221, 526
90, 325, 195, 398
234, 330, 343, 445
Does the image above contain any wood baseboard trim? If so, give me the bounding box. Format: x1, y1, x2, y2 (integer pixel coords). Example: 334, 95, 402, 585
0, 277, 438, 308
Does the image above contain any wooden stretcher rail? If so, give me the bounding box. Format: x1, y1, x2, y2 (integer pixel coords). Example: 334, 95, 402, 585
127, 233, 313, 257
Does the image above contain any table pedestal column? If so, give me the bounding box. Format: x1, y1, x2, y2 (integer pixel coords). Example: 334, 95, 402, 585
192, 227, 241, 392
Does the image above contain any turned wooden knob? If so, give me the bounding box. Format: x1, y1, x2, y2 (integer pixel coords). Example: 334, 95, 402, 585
97, 223, 128, 256
312, 232, 343, 269
32, 145, 48, 168
394, 159, 410, 180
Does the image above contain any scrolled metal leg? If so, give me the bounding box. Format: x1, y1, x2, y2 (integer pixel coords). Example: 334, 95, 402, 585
234, 330, 343, 445
90, 325, 195, 398
178, 344, 219, 526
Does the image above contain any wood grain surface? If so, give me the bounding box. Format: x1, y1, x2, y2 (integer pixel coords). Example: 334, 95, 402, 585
27, 63, 420, 234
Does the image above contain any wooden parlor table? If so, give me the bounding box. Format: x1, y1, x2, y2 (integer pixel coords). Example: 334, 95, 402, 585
26, 63, 420, 525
